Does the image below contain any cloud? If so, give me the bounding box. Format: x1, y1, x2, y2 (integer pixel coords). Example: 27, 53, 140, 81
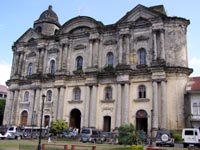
0, 63, 11, 86
189, 57, 200, 77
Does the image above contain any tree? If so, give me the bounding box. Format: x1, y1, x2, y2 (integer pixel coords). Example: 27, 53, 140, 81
50, 119, 68, 135
118, 123, 136, 145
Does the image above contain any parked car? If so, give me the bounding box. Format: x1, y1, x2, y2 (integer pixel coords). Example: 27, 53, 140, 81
182, 128, 200, 148
80, 128, 101, 143
155, 129, 174, 147
0, 126, 23, 140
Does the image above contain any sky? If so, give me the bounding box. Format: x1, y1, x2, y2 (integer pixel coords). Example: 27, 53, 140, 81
0, 0, 200, 86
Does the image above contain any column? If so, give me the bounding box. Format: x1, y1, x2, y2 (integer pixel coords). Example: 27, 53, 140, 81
84, 86, 90, 127
161, 81, 167, 128
43, 48, 47, 74
115, 84, 122, 127
67, 42, 72, 72
38, 48, 44, 73
93, 40, 99, 67
37, 49, 41, 72
56, 88, 60, 120
35, 88, 41, 126
126, 35, 130, 64
58, 87, 65, 119
98, 40, 102, 68
58, 46, 63, 71
160, 30, 165, 60
14, 53, 19, 75
88, 40, 93, 67
153, 32, 157, 60
30, 89, 36, 126
62, 44, 68, 71
3, 90, 14, 125
10, 53, 15, 77
124, 83, 129, 123
119, 36, 123, 64
11, 90, 19, 125
17, 53, 24, 75
152, 81, 158, 129
89, 85, 97, 127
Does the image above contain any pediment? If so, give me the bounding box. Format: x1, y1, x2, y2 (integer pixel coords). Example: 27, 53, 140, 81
60, 16, 104, 34
16, 28, 41, 43
70, 26, 91, 35
117, 4, 165, 24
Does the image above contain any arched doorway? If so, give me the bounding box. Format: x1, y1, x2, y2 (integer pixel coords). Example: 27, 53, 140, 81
21, 110, 28, 126
44, 115, 50, 127
103, 116, 111, 132
69, 109, 81, 132
136, 110, 148, 133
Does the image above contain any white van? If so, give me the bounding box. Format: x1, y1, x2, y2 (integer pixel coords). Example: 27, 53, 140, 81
182, 128, 200, 148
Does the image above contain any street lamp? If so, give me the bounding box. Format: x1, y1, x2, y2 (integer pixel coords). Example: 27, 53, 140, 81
37, 94, 46, 150
150, 109, 153, 146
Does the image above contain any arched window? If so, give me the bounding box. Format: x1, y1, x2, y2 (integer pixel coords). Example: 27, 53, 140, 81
105, 86, 112, 100
49, 59, 56, 74
76, 56, 83, 71
21, 110, 28, 126
46, 90, 52, 101
106, 52, 114, 67
27, 63, 33, 76
24, 91, 29, 102
73, 87, 81, 100
138, 85, 146, 98
193, 103, 198, 115
138, 48, 146, 65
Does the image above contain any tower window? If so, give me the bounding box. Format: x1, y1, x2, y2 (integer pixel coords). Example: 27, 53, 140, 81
138, 48, 146, 65
73, 87, 81, 100
76, 56, 83, 71
106, 52, 114, 67
138, 85, 146, 98
27, 63, 33, 76
105, 86, 112, 100
49, 59, 56, 74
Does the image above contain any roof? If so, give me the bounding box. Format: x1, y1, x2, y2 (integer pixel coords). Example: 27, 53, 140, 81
186, 77, 200, 92
0, 85, 8, 93
34, 5, 60, 27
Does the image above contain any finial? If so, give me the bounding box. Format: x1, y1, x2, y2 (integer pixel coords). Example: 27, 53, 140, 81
48, 5, 52, 10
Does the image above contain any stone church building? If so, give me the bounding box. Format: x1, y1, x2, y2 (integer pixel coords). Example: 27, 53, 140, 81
3, 4, 192, 133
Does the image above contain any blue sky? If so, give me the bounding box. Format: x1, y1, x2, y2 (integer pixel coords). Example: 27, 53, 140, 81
0, 0, 199, 86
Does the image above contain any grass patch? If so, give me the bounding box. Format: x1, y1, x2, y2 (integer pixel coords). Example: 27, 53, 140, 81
0, 140, 129, 150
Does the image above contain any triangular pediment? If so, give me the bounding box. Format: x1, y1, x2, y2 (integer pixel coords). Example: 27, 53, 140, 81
117, 4, 166, 24
16, 28, 42, 43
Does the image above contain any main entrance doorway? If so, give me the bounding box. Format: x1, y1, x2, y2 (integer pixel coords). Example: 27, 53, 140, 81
69, 109, 81, 132
136, 110, 148, 133
103, 116, 111, 132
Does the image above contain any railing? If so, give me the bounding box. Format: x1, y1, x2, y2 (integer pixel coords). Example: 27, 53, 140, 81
40, 144, 96, 150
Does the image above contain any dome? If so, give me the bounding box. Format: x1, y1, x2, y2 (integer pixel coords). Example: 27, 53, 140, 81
34, 5, 60, 27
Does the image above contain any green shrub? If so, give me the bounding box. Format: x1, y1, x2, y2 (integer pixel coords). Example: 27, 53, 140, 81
130, 145, 144, 150
171, 130, 182, 142
118, 123, 136, 145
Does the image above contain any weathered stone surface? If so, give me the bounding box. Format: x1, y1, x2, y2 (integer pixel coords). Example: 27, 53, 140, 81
3, 4, 192, 133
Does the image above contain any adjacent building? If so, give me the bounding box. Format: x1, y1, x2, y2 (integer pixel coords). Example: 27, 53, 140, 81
3, 4, 192, 133
0, 85, 7, 125
185, 77, 200, 128
0, 85, 7, 100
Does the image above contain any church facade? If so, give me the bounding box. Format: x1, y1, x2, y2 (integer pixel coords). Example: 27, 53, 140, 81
3, 4, 192, 132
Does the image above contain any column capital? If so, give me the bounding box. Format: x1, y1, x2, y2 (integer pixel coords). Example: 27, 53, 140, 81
152, 79, 167, 83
